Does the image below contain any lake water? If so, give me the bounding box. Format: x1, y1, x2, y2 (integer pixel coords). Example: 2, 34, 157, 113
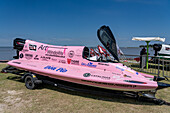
0, 47, 155, 60
0, 47, 16, 60
120, 47, 155, 56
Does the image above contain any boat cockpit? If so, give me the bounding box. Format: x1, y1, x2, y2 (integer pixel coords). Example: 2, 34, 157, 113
82, 46, 117, 63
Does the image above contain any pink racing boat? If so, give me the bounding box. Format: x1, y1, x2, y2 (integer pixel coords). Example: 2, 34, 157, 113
2, 25, 170, 103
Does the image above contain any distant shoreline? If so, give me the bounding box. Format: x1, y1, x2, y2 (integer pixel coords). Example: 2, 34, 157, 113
0, 60, 9, 63
0, 46, 141, 48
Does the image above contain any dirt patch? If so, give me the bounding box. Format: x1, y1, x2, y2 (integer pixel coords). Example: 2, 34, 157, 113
0, 103, 8, 112
4, 96, 21, 104
0, 90, 32, 112
7, 90, 23, 95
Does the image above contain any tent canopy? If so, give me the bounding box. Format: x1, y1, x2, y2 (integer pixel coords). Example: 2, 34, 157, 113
132, 37, 165, 42
132, 37, 165, 69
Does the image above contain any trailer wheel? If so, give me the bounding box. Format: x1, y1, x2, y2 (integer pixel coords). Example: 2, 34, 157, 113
25, 75, 36, 89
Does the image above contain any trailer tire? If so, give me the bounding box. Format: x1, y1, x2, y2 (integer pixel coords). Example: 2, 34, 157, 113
25, 75, 36, 89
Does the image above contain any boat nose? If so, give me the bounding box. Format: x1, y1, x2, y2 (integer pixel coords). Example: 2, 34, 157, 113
153, 76, 165, 81
157, 82, 170, 90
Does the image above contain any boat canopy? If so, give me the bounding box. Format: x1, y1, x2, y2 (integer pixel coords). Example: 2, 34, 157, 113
132, 37, 165, 42
97, 25, 119, 62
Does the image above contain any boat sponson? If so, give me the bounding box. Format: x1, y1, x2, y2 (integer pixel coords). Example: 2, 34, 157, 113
157, 82, 170, 90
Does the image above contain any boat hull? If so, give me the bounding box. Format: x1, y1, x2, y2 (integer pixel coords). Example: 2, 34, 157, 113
8, 59, 158, 92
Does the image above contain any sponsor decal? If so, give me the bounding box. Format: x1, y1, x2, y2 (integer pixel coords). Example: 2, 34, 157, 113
67, 58, 71, 64
34, 55, 39, 60
83, 73, 110, 80
25, 54, 33, 60
40, 56, 51, 61
112, 75, 123, 80
81, 62, 97, 68
126, 69, 135, 74
116, 66, 125, 71
68, 50, 74, 58
165, 47, 170, 51
19, 53, 24, 58
75, 49, 82, 57
29, 44, 37, 51
81, 80, 136, 88
123, 74, 131, 78
67, 58, 79, 65
46, 50, 65, 58
91, 74, 110, 80
22, 49, 29, 52
12, 61, 21, 64
58, 60, 66, 64
51, 58, 57, 61
27, 64, 36, 67
76, 49, 81, 54
38, 45, 49, 51
98, 63, 109, 66
48, 47, 67, 55
83, 73, 91, 77
112, 72, 121, 75
44, 65, 67, 72
75, 54, 81, 57
124, 80, 146, 84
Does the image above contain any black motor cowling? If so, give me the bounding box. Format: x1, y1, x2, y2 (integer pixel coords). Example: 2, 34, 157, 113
153, 44, 162, 56
13, 38, 26, 50
13, 38, 26, 59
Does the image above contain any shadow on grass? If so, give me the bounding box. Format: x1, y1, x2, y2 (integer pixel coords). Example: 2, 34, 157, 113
7, 75, 157, 106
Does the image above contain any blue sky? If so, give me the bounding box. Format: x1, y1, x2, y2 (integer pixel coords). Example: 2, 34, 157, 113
0, 0, 170, 47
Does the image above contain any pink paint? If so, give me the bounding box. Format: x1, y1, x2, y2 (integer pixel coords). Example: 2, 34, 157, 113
63, 48, 66, 55
45, 46, 49, 53
8, 39, 158, 91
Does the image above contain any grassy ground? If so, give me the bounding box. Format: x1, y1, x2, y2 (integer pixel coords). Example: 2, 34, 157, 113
0, 63, 170, 113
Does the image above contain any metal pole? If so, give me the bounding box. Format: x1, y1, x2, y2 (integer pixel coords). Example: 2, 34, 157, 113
163, 59, 164, 77
158, 57, 160, 77
146, 41, 150, 69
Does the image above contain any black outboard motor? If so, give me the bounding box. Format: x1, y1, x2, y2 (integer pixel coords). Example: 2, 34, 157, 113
13, 38, 26, 59
153, 44, 162, 56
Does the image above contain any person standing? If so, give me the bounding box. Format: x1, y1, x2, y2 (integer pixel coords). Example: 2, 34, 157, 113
140, 47, 147, 68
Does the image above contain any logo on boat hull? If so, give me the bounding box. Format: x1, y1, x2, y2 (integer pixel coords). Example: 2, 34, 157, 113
58, 60, 66, 64
116, 66, 125, 71
68, 50, 74, 58
83, 73, 110, 80
25, 54, 33, 60
46, 50, 65, 58
29, 44, 37, 51
40, 56, 51, 61
83, 73, 91, 77
67, 58, 79, 65
34, 55, 39, 60
98, 63, 109, 66
44, 65, 67, 73
19, 53, 24, 58
81, 62, 97, 68
38, 45, 49, 51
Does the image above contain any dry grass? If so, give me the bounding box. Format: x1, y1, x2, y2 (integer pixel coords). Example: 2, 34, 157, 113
0, 63, 170, 113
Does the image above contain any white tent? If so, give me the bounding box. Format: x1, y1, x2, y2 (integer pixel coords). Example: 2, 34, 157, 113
132, 37, 165, 69
132, 37, 165, 42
